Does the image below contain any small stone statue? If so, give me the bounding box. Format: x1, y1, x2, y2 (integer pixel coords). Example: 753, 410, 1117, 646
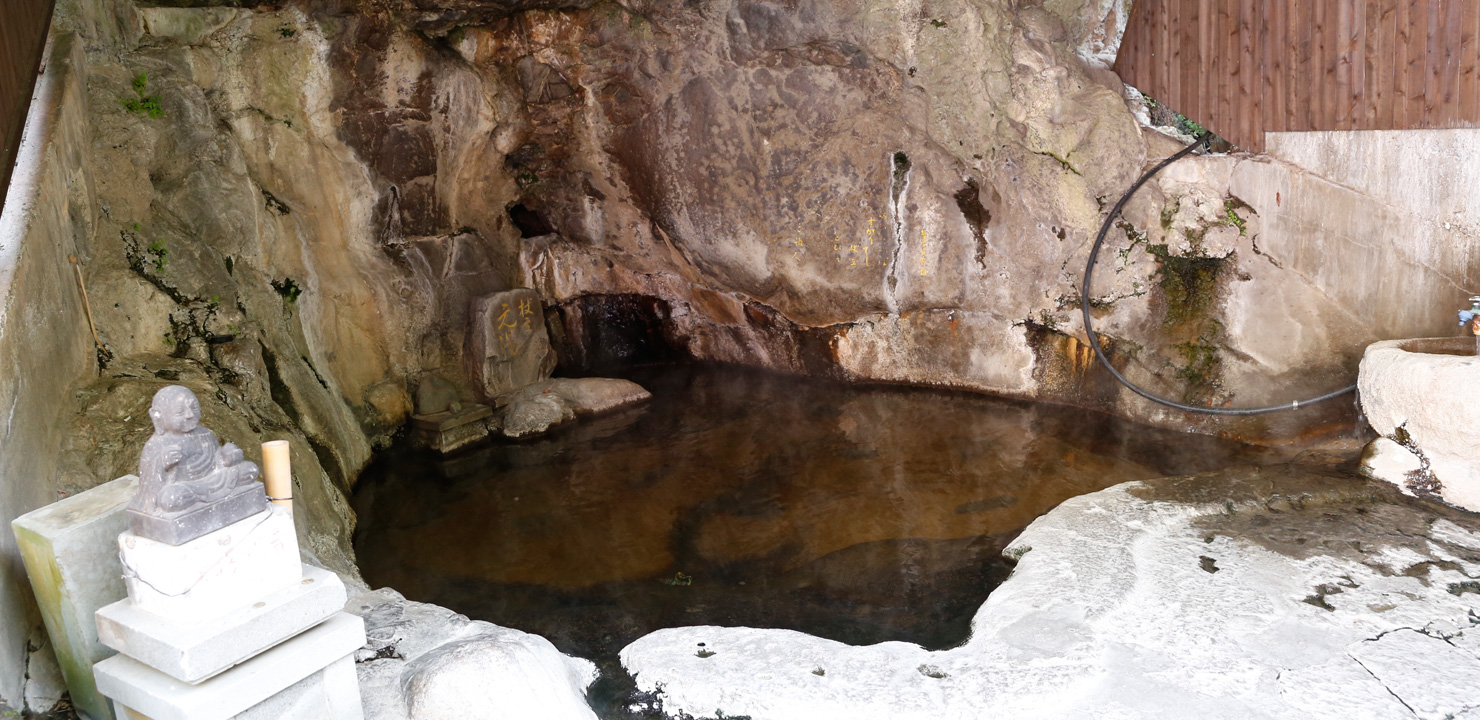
127, 385, 267, 545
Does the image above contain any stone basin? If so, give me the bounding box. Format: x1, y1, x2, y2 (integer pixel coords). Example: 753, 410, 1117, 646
1358, 336, 1480, 510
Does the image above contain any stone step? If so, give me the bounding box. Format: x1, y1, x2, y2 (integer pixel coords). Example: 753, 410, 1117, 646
96, 564, 346, 684
94, 611, 365, 720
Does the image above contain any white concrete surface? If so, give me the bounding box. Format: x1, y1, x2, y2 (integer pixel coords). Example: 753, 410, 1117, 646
12, 475, 138, 720
0, 30, 105, 709
96, 564, 344, 683
119, 505, 300, 625
95, 612, 365, 720
621, 482, 1480, 719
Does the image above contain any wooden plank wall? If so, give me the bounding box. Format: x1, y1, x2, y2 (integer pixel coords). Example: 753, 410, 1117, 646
1114, 0, 1480, 153
1, 0, 56, 213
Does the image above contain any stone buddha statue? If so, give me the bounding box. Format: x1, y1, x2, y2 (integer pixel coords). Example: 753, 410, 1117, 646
127, 385, 268, 545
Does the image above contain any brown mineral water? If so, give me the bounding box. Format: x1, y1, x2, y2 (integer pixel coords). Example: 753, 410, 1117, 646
352, 364, 1292, 715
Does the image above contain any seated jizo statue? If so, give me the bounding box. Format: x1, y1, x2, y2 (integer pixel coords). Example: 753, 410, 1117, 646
126, 385, 268, 545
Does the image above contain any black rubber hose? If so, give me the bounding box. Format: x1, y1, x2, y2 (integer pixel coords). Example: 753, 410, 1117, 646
1078, 133, 1357, 415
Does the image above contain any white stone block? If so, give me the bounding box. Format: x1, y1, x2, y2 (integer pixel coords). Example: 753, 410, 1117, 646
96, 564, 345, 684
12, 474, 139, 720
119, 505, 300, 626
95, 612, 365, 720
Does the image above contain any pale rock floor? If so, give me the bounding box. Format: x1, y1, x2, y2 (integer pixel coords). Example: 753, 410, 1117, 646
621, 466, 1480, 720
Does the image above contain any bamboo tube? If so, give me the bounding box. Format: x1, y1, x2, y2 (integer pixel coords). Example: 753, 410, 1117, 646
261, 440, 292, 512
68, 254, 103, 353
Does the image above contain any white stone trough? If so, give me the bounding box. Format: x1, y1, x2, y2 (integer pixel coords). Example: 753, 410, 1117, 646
1359, 336, 1480, 510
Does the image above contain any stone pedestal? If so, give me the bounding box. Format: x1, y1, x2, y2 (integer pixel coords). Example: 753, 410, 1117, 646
118, 505, 300, 626
127, 483, 267, 547
96, 564, 345, 683
12, 475, 139, 720
95, 504, 364, 719
95, 612, 365, 720
410, 403, 493, 453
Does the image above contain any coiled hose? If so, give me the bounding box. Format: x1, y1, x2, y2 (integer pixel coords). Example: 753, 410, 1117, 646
1078, 133, 1357, 415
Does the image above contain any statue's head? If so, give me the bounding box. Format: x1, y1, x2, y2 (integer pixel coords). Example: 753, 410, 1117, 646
149, 385, 201, 434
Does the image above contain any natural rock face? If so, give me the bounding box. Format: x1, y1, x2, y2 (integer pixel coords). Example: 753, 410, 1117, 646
45, 0, 531, 581
471, 0, 1363, 438
349, 588, 598, 720
621, 466, 1480, 719
47, 0, 1383, 542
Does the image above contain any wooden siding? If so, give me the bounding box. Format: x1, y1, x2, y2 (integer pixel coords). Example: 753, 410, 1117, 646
1, 0, 56, 213
1114, 0, 1480, 152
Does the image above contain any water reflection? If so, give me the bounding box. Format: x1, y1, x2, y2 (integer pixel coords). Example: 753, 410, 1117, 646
353, 365, 1287, 671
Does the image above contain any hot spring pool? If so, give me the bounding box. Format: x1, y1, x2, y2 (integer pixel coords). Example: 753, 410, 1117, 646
351, 364, 1290, 715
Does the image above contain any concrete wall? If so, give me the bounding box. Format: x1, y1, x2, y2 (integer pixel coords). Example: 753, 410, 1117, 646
1237, 130, 1480, 344
0, 31, 101, 709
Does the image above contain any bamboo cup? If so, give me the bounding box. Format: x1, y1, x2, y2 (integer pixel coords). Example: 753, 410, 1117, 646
261, 440, 292, 512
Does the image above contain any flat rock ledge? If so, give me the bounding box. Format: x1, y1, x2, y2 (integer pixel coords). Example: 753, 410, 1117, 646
349, 589, 599, 720
621, 466, 1480, 720
498, 377, 652, 439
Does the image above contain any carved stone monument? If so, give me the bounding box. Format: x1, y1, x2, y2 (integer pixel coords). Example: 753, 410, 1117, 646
466, 288, 556, 399
90, 391, 365, 719
127, 385, 267, 545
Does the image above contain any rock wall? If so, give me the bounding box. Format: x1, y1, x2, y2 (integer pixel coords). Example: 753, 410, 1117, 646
42, 0, 533, 570
482, 0, 1368, 439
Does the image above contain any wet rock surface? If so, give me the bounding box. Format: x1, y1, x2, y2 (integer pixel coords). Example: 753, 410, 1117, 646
497, 377, 652, 438
348, 588, 599, 720
621, 464, 1480, 719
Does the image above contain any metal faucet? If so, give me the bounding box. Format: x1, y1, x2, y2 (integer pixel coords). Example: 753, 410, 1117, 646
1460, 296, 1480, 335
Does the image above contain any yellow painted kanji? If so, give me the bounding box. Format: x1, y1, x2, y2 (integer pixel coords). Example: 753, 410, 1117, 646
517, 297, 535, 332
495, 301, 519, 347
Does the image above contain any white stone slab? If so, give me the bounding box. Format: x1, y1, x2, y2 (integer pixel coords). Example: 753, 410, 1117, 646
119, 505, 300, 625
113, 655, 362, 720
12, 474, 139, 720
96, 564, 345, 684
95, 612, 365, 720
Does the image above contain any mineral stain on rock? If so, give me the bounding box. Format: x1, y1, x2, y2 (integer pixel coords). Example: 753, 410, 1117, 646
953, 179, 993, 270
